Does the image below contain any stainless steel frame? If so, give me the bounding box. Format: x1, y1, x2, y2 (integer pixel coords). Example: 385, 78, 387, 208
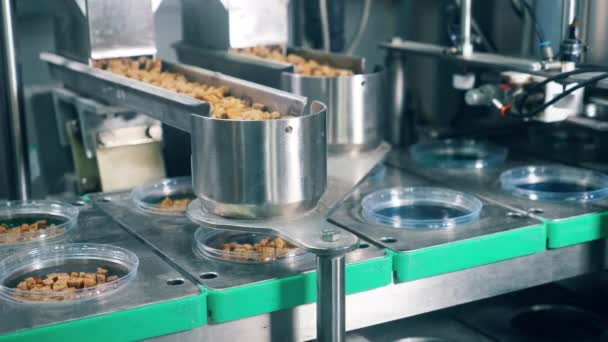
190, 101, 327, 219
330, 165, 542, 253
157, 237, 608, 341
41, 51, 390, 341
54, 0, 158, 63
175, 44, 384, 152
379, 39, 544, 72
1, 0, 28, 200
0, 205, 202, 338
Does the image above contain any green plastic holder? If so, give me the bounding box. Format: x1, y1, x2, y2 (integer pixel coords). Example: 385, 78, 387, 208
545, 211, 608, 249
207, 254, 392, 323
0, 290, 207, 342
389, 224, 546, 283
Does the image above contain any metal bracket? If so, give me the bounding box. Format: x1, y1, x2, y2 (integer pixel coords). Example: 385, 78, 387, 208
51, 88, 160, 158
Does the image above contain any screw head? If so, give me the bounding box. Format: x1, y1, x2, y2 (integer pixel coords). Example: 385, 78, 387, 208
321, 229, 340, 242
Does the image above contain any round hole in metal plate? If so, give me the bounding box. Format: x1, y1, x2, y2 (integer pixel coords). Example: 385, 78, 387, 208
511, 304, 607, 340
507, 212, 525, 218
359, 243, 370, 249
200, 272, 218, 280
166, 278, 185, 286
381, 237, 397, 243
393, 338, 453, 342
285, 126, 293, 134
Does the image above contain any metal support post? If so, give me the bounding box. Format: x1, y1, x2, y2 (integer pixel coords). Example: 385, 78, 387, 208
460, 0, 473, 56
561, 0, 577, 40
1, 0, 29, 199
316, 254, 346, 342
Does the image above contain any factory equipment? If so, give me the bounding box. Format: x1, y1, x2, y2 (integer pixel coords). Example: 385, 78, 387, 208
34, 0, 391, 340
175, 0, 384, 153
3, 0, 608, 341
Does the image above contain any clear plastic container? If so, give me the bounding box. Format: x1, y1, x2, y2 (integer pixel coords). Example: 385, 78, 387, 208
0, 243, 139, 304
361, 187, 483, 229
131, 177, 195, 215
0, 200, 79, 248
193, 227, 308, 263
410, 139, 508, 169
500, 165, 608, 202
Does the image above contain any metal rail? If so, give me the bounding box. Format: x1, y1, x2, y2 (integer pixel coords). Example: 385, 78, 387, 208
1, 0, 28, 199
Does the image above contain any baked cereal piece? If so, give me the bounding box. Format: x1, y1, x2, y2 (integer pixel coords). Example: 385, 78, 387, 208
107, 275, 119, 282
83, 277, 97, 288
234, 46, 354, 77
158, 197, 192, 210
0, 220, 57, 243
96, 57, 285, 120
13, 268, 121, 301
221, 236, 297, 261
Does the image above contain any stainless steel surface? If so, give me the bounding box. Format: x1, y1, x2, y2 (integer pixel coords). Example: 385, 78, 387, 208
175, 44, 380, 152
190, 101, 326, 219
454, 283, 608, 341
86, 0, 157, 60
460, 0, 473, 57
201, 240, 608, 341
54, 0, 157, 62
387, 149, 608, 224
1, 0, 29, 200
146, 327, 208, 342
385, 50, 410, 147
561, 0, 578, 42
280, 53, 382, 152
582, 0, 608, 67
345, 311, 492, 342
0, 205, 202, 335
181, 0, 289, 49
317, 255, 345, 342
187, 143, 390, 255
330, 165, 541, 252
42, 52, 309, 133
380, 40, 543, 72
238, 47, 380, 152
90, 192, 386, 290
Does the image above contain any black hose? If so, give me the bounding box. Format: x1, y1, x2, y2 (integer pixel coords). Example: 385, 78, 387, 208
513, 72, 608, 118
517, 67, 608, 110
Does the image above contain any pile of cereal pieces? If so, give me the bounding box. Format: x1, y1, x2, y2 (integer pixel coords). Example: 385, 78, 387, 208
95, 57, 289, 120
15, 268, 119, 301
0, 220, 61, 244
235, 46, 354, 77
159, 196, 192, 210
221, 237, 297, 262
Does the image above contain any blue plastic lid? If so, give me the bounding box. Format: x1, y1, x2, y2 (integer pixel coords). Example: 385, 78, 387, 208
410, 139, 508, 169
500, 165, 608, 202
361, 187, 483, 229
